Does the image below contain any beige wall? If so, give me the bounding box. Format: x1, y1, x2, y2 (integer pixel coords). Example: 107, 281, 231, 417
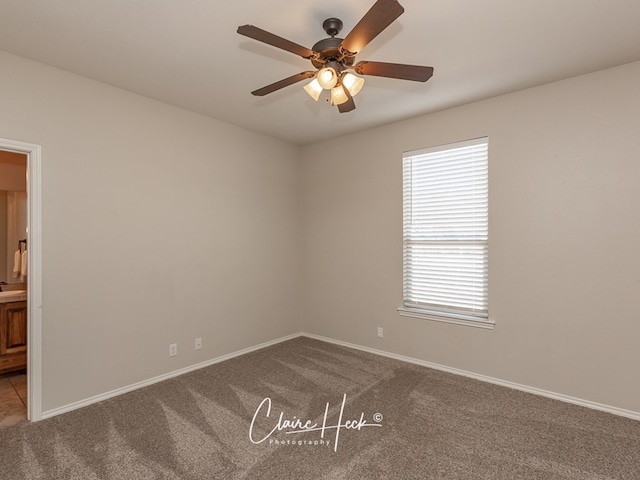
0, 153, 27, 191
0, 51, 301, 411
0, 156, 27, 284
300, 61, 640, 413
2, 47, 639, 416
0, 192, 6, 283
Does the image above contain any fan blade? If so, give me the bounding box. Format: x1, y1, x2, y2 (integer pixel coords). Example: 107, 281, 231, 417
338, 88, 356, 113
355, 61, 434, 82
238, 25, 315, 59
340, 0, 405, 55
251, 71, 316, 96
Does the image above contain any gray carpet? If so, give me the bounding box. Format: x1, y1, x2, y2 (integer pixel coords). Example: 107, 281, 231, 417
0, 337, 639, 479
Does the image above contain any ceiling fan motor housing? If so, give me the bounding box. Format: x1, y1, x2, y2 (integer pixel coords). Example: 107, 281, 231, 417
311, 20, 355, 70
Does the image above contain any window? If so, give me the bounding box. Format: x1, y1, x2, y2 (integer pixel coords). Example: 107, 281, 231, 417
399, 137, 492, 329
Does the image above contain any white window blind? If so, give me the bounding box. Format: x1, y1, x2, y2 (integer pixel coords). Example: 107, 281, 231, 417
402, 137, 489, 324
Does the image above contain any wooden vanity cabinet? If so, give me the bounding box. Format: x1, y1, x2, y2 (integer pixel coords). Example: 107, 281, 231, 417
0, 301, 27, 374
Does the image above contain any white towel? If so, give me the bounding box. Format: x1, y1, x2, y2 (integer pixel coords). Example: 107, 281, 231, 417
12, 249, 21, 278
20, 249, 27, 281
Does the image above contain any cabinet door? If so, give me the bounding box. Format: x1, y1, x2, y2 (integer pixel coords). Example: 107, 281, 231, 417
0, 301, 27, 355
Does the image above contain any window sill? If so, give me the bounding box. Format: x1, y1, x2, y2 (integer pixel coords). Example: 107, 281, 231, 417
397, 307, 495, 330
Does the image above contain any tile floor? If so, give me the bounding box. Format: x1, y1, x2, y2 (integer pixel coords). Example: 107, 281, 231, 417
0, 372, 27, 428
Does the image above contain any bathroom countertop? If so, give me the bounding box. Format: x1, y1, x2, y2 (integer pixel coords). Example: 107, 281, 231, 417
0, 290, 27, 303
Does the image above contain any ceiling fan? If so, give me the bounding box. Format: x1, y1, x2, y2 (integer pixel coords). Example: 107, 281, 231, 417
237, 0, 434, 113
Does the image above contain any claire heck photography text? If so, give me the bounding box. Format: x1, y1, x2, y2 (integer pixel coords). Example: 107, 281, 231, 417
249, 393, 384, 452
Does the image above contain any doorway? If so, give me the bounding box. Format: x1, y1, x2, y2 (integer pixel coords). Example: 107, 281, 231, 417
0, 138, 42, 423
0, 151, 28, 426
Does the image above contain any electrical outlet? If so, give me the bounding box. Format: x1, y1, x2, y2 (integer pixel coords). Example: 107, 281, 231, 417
195, 338, 202, 350
377, 327, 384, 338
169, 343, 178, 357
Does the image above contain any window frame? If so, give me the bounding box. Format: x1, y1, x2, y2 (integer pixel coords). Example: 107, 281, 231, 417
398, 137, 493, 329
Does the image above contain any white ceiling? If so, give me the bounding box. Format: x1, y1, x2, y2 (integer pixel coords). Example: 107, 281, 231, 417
2, 0, 640, 145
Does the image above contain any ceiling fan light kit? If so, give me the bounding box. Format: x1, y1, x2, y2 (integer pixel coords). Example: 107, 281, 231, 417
303, 78, 323, 101
330, 85, 349, 106
237, 0, 433, 113
342, 73, 365, 97
305, 69, 364, 103
317, 66, 339, 89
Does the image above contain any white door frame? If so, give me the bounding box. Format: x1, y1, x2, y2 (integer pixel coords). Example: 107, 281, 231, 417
0, 137, 42, 421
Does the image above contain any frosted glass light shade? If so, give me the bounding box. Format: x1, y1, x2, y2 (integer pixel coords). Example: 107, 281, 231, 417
342, 73, 365, 97
317, 67, 338, 89
330, 85, 349, 106
303, 79, 323, 101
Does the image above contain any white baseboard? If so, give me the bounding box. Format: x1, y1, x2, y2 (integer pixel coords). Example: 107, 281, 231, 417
42, 331, 640, 423
41, 332, 302, 420
302, 332, 640, 422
